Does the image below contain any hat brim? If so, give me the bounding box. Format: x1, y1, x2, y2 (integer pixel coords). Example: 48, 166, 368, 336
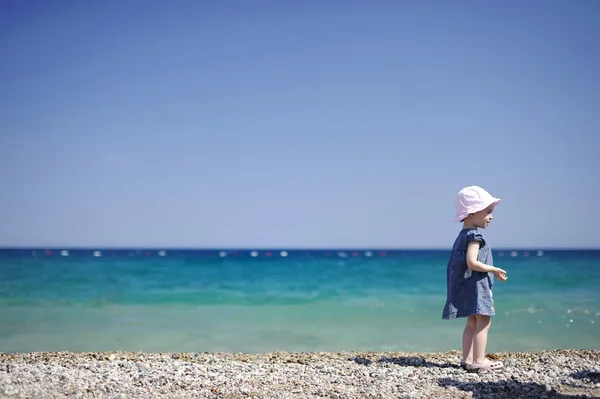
454, 198, 501, 222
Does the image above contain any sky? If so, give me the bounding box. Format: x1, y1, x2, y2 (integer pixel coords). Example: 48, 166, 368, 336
1, 1, 599, 249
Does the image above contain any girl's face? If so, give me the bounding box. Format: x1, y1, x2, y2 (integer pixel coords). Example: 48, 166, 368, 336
466, 204, 495, 229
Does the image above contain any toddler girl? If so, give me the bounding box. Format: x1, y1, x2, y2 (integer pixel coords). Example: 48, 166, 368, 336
442, 186, 507, 373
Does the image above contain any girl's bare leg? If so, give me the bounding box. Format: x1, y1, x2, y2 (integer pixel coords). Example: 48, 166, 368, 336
462, 315, 477, 363
472, 315, 492, 365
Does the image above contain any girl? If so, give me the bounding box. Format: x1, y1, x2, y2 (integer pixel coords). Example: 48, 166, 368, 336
442, 186, 508, 373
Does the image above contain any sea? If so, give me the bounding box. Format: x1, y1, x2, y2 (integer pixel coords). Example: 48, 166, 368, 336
0, 248, 598, 354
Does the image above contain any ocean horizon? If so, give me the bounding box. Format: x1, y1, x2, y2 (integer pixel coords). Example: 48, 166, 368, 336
1, 248, 599, 354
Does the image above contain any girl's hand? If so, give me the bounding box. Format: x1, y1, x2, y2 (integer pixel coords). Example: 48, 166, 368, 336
494, 267, 508, 282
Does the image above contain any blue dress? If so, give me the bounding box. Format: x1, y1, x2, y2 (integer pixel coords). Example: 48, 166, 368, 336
442, 228, 495, 319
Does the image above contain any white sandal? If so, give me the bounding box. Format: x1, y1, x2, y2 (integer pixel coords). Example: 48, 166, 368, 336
467, 359, 504, 373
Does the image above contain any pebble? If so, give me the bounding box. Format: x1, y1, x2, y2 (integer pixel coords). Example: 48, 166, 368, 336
0, 350, 598, 398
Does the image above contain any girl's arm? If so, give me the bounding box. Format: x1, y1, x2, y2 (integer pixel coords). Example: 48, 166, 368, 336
466, 241, 508, 282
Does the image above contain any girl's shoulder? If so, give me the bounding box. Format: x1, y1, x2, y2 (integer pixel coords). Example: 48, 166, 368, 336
457, 229, 487, 247
462, 228, 485, 237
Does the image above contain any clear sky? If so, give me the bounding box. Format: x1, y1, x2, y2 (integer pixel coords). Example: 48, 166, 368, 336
1, 1, 599, 249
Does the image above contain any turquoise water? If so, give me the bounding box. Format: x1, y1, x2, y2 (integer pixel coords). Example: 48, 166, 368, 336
0, 249, 599, 353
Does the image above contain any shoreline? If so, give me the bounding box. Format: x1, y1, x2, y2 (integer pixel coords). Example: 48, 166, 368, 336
1, 349, 599, 398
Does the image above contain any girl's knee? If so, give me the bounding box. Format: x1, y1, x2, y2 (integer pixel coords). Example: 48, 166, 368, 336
475, 314, 492, 330
466, 315, 477, 329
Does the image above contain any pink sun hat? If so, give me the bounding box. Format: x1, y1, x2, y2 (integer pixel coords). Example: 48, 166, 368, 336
454, 186, 501, 222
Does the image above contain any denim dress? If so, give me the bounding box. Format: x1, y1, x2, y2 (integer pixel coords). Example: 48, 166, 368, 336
442, 228, 495, 319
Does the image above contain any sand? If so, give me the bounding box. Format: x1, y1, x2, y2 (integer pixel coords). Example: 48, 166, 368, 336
1, 349, 599, 398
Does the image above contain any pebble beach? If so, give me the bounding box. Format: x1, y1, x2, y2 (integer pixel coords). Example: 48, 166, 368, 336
1, 349, 599, 398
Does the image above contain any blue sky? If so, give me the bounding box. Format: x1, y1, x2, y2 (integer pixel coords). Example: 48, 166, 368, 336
1, 1, 599, 249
